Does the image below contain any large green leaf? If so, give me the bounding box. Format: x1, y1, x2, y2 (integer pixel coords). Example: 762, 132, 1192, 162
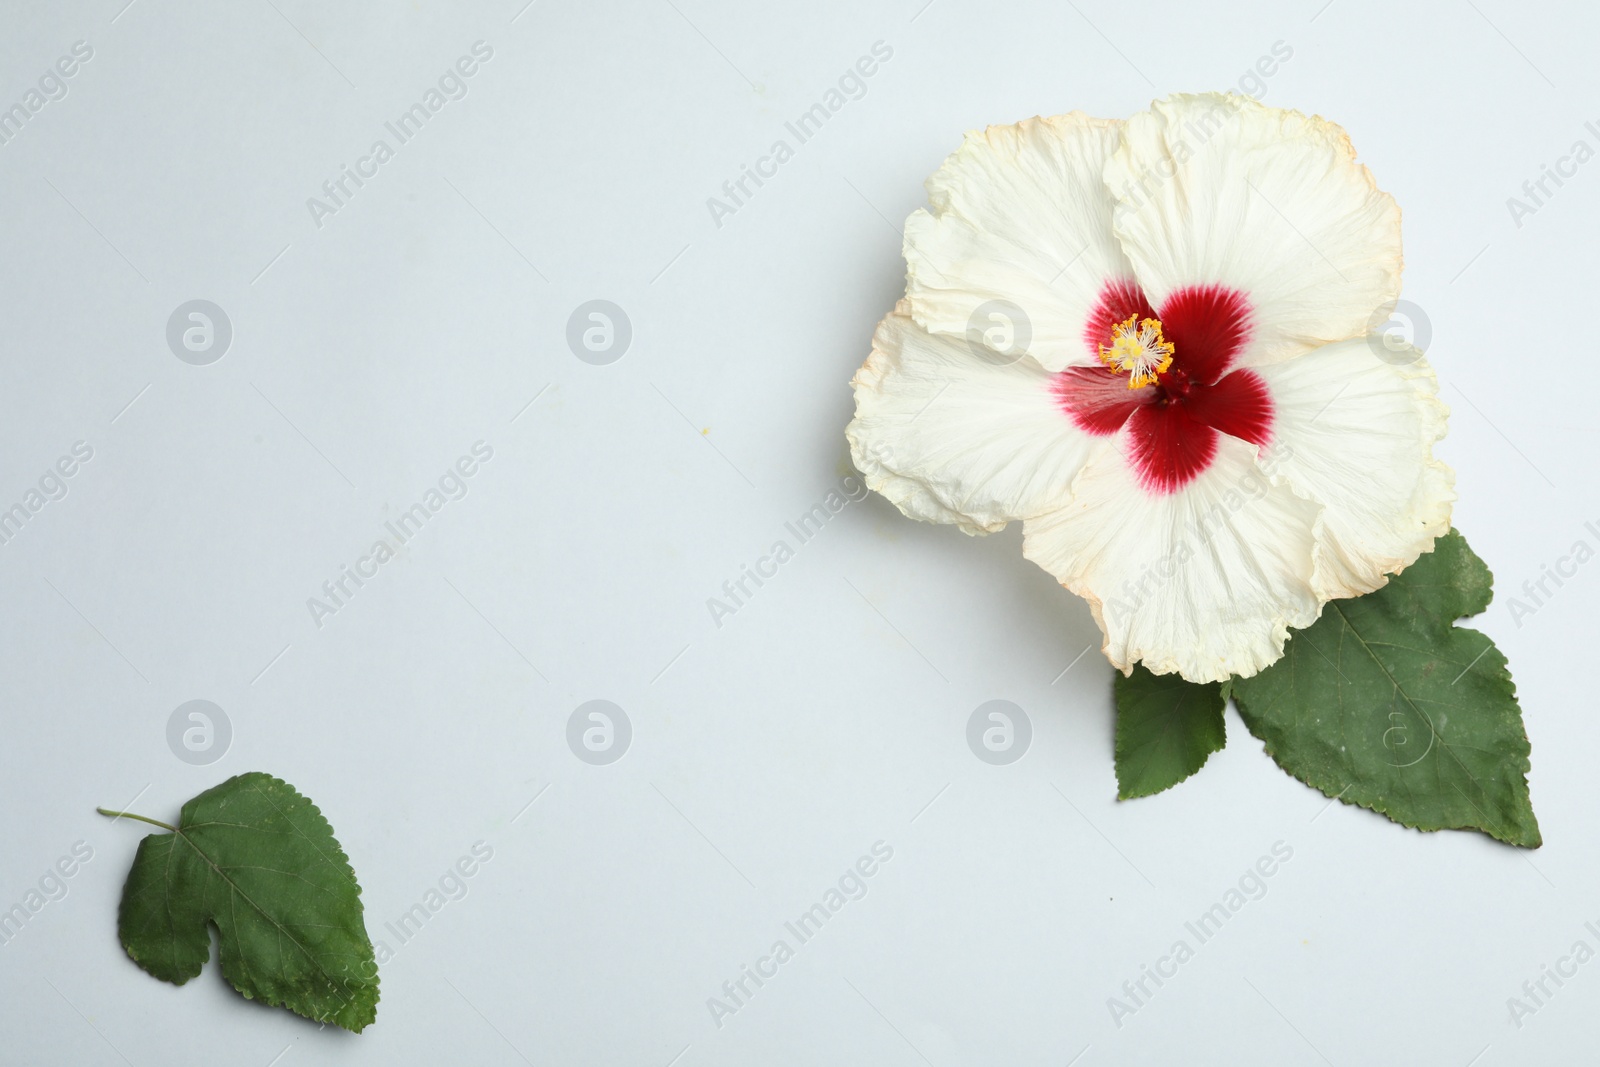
1114, 665, 1227, 799
106, 772, 379, 1030
1232, 529, 1539, 847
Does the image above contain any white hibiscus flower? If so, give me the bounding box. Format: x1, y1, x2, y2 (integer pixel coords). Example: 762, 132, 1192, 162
847, 93, 1454, 684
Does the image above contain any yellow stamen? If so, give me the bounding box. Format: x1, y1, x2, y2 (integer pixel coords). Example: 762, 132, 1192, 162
1098, 314, 1174, 388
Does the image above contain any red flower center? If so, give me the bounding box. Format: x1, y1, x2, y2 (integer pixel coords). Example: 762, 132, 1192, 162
1054, 280, 1272, 493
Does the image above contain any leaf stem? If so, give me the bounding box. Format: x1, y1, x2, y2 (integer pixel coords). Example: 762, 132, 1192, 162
96, 807, 177, 832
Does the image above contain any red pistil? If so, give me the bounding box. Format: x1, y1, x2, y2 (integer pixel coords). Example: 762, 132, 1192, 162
1153, 367, 1196, 403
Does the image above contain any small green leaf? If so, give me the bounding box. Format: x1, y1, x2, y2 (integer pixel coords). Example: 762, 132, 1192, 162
1232, 529, 1540, 847
101, 772, 379, 1030
1114, 664, 1227, 799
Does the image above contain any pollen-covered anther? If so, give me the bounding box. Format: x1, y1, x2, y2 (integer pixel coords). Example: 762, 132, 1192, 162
1099, 314, 1175, 388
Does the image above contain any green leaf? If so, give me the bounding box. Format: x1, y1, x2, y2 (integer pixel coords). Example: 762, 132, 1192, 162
1232, 529, 1540, 847
102, 772, 379, 1031
1114, 664, 1227, 799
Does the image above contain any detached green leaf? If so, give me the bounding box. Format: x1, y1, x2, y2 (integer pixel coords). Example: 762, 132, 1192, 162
1114, 665, 1227, 799
104, 772, 379, 1030
1232, 529, 1539, 847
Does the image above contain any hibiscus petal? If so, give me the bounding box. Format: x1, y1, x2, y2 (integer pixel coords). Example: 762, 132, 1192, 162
1185, 369, 1273, 446
847, 303, 1102, 534
1125, 401, 1220, 493
1083, 278, 1157, 356
1252, 337, 1454, 599
1023, 434, 1323, 683
1157, 283, 1253, 383
1105, 93, 1402, 369
903, 113, 1138, 371
1052, 365, 1152, 436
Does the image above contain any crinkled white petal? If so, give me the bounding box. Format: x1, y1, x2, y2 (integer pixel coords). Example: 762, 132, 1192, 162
1254, 337, 1454, 599
903, 113, 1136, 371
847, 303, 1099, 535
1105, 93, 1402, 368
1022, 433, 1323, 683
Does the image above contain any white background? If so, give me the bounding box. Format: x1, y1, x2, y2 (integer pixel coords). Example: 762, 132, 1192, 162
1, 0, 1596, 1064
